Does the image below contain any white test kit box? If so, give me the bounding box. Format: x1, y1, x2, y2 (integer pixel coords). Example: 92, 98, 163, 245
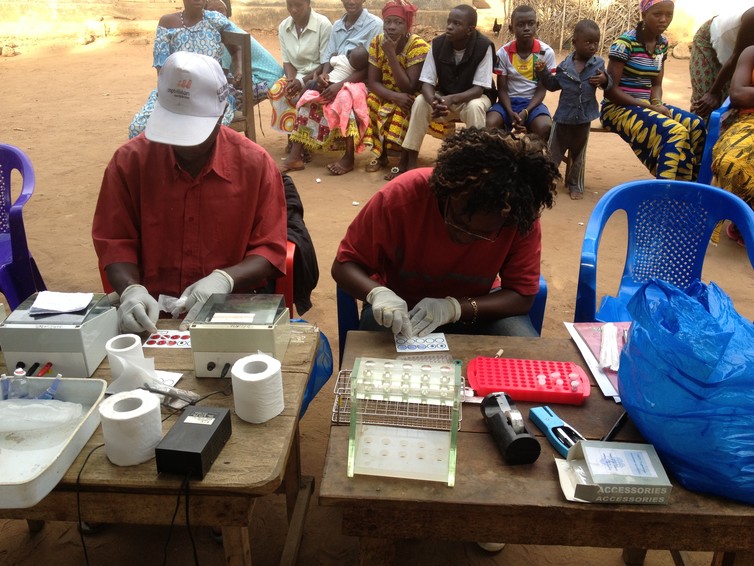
0, 293, 118, 377
189, 294, 291, 378
555, 440, 672, 504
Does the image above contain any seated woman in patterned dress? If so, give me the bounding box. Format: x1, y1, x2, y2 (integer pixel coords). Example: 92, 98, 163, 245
363, 0, 449, 178
128, 0, 242, 139
601, 0, 705, 181
711, 44, 754, 247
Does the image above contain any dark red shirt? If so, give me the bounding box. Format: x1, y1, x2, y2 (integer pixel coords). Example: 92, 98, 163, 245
92, 128, 287, 298
335, 168, 541, 309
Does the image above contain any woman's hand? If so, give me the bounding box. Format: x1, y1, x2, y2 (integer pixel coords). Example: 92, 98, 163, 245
691, 92, 720, 116
320, 81, 342, 102
648, 103, 670, 116
392, 92, 415, 113
284, 77, 303, 98
382, 34, 398, 58
589, 70, 607, 88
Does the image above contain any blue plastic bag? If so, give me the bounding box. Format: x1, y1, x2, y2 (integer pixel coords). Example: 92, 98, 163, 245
619, 279, 754, 504
293, 320, 333, 418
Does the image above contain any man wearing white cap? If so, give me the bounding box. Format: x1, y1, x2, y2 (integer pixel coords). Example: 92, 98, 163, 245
93, 51, 287, 333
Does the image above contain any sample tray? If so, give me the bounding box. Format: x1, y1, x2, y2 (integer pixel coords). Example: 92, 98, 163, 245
467, 356, 590, 405
0, 377, 107, 508
332, 369, 463, 429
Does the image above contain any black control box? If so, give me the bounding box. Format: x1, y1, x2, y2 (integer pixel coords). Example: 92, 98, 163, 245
155, 406, 232, 479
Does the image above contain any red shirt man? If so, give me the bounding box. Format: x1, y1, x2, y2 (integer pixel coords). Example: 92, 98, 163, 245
93, 52, 286, 333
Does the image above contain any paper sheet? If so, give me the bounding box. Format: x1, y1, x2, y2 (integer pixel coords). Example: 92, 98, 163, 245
29, 291, 93, 315
564, 322, 630, 402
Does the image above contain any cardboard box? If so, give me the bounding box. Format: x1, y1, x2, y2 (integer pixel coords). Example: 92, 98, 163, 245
555, 440, 672, 504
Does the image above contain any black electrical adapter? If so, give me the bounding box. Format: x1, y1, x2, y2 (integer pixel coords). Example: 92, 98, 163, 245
155, 406, 232, 479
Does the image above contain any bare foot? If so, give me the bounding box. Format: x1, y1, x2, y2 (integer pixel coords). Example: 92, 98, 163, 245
279, 157, 305, 173
569, 190, 584, 200
327, 157, 354, 176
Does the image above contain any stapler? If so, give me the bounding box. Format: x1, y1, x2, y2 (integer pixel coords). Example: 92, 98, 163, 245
529, 405, 585, 457
480, 392, 541, 465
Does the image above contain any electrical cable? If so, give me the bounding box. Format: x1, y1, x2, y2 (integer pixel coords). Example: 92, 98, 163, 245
75, 443, 105, 566
162, 471, 190, 566
183, 471, 200, 565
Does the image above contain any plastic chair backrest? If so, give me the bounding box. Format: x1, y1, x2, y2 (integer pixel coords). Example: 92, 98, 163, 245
0, 144, 46, 309
698, 97, 732, 185
574, 179, 754, 323
336, 275, 549, 367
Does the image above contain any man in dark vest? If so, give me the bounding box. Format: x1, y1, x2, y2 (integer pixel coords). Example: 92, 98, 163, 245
397, 4, 495, 175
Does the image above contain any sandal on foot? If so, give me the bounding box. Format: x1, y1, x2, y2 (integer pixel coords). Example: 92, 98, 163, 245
384, 167, 403, 181
303, 149, 313, 163
365, 158, 387, 172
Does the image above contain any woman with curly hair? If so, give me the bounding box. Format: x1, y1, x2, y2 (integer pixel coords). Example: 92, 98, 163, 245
332, 127, 558, 338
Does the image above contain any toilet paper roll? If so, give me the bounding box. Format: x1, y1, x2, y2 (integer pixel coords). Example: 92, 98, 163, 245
105, 334, 158, 394
231, 353, 285, 424
98, 389, 163, 466
106, 334, 144, 377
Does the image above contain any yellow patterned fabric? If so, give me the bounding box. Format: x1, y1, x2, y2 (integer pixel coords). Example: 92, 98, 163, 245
709, 101, 754, 247
268, 78, 298, 134
712, 112, 754, 205
601, 101, 706, 181
363, 33, 450, 157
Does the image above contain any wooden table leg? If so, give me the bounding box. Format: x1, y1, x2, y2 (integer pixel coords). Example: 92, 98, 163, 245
623, 548, 648, 565
712, 551, 754, 565
278, 423, 314, 566
279, 476, 314, 566
284, 423, 302, 522
26, 519, 45, 533
223, 525, 252, 566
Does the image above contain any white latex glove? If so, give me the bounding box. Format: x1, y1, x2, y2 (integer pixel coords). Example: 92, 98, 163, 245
408, 297, 462, 337
366, 286, 411, 335
177, 270, 234, 330
118, 284, 159, 334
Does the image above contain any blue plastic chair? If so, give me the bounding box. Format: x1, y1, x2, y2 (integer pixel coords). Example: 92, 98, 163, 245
574, 179, 754, 323
698, 96, 732, 186
0, 144, 46, 310
336, 275, 549, 366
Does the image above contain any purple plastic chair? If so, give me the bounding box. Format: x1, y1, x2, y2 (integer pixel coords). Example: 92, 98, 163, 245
0, 144, 46, 310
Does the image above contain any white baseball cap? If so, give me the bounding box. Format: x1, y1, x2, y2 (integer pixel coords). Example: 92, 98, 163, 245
145, 51, 229, 146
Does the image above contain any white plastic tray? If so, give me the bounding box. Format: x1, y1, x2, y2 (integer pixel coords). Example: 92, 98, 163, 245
0, 377, 107, 508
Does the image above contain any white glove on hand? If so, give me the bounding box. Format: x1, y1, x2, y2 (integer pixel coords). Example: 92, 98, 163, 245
408, 297, 462, 337
367, 286, 411, 335
118, 284, 159, 334
177, 270, 234, 330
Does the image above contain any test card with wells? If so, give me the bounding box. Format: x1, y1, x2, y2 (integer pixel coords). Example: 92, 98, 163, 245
394, 333, 449, 352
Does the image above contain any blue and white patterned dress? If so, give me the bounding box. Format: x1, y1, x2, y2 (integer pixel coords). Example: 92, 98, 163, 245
128, 10, 238, 139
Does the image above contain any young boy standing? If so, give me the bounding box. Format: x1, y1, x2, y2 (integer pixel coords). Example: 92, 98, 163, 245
536, 19, 609, 199
486, 5, 555, 140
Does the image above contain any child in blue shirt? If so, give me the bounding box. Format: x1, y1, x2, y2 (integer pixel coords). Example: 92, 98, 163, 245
535, 19, 609, 199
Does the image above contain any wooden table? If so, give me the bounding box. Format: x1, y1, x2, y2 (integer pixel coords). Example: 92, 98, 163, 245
0, 322, 319, 566
319, 331, 754, 565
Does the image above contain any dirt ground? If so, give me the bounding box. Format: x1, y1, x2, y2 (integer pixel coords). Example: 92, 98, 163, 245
1, 22, 753, 566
